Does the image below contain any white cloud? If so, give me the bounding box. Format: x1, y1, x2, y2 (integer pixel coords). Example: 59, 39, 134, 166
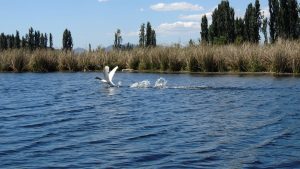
98, 0, 109, 3
150, 2, 203, 11
179, 12, 212, 21
157, 21, 200, 34
140, 8, 145, 12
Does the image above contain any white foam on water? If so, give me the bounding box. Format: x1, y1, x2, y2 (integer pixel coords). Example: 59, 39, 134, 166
117, 81, 122, 87
130, 80, 151, 88
154, 77, 167, 88
129, 78, 210, 90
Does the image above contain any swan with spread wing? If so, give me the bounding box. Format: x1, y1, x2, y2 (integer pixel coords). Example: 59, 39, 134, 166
95, 66, 118, 87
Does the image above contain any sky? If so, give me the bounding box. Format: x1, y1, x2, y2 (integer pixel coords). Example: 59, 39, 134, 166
0, 0, 269, 49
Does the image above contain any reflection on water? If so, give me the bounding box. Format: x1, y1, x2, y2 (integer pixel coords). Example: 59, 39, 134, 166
101, 87, 118, 96
0, 72, 300, 168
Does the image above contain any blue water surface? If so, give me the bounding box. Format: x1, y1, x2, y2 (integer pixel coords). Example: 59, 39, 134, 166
0, 72, 300, 168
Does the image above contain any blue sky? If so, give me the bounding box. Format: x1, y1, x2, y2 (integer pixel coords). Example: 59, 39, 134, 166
0, 0, 269, 49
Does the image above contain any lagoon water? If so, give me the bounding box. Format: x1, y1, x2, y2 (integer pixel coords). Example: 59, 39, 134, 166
0, 72, 300, 168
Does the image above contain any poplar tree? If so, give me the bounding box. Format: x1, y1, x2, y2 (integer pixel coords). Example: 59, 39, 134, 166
139, 23, 145, 47
63, 29, 73, 51
210, 0, 235, 44
49, 33, 53, 49
15, 30, 21, 49
144, 22, 157, 47
34, 31, 41, 49
21, 36, 27, 48
262, 18, 268, 44
151, 30, 156, 47
146, 22, 152, 47
288, 0, 299, 39
235, 17, 245, 43
279, 0, 290, 39
269, 0, 279, 43
40, 33, 45, 48
0, 33, 6, 50
201, 15, 209, 43
254, 0, 262, 43
244, 3, 256, 42
44, 33, 48, 48
114, 29, 122, 49
28, 27, 34, 50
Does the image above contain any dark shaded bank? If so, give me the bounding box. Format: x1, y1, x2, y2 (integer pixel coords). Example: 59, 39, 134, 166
1, 41, 300, 74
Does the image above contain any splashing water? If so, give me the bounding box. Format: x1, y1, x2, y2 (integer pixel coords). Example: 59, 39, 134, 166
130, 80, 151, 88
130, 78, 167, 89
129, 77, 209, 90
154, 77, 167, 88
117, 81, 122, 87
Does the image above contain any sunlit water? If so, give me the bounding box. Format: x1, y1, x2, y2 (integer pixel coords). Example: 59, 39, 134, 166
0, 72, 300, 168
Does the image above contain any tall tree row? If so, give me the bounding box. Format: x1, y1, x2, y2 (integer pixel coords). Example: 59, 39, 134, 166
269, 0, 299, 42
0, 27, 53, 51
201, 0, 300, 45
139, 22, 156, 47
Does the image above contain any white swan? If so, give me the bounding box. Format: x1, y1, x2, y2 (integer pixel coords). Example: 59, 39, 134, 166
96, 66, 118, 87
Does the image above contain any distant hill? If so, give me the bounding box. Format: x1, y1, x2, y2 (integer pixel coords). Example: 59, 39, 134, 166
73, 47, 87, 54
73, 44, 136, 53
105, 45, 114, 52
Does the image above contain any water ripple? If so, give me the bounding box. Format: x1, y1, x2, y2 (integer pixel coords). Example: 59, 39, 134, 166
0, 73, 299, 168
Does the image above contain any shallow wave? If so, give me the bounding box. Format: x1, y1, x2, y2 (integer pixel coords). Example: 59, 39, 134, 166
247, 114, 285, 131
272, 159, 300, 168
133, 153, 170, 163
20, 117, 74, 129
169, 85, 210, 90
254, 129, 291, 149
127, 130, 167, 141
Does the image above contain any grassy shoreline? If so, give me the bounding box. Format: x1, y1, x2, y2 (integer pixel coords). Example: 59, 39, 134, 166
121, 69, 300, 76
1, 40, 300, 74
1, 69, 299, 78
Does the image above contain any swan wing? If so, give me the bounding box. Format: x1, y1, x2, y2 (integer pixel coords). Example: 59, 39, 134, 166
109, 66, 118, 82
103, 66, 110, 82
95, 77, 107, 83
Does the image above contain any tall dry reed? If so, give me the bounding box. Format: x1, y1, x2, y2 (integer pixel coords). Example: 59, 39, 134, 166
0, 40, 299, 73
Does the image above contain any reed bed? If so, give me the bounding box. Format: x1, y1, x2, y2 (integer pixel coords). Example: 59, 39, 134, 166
0, 40, 299, 74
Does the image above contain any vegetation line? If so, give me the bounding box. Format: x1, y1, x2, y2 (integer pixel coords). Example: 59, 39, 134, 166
0, 40, 299, 74
1, 0, 300, 74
